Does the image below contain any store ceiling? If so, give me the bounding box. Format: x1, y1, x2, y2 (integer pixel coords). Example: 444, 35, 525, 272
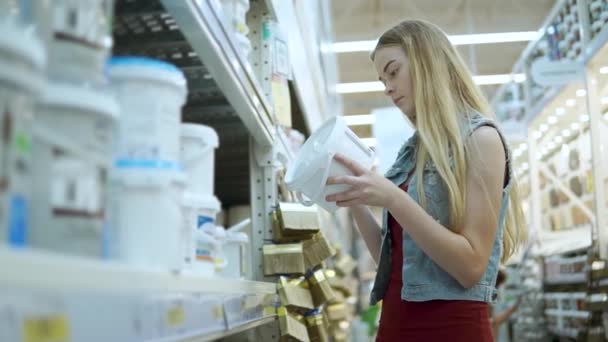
330, 0, 556, 137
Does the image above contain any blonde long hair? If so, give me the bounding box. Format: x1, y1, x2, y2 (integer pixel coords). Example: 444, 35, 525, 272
371, 20, 527, 263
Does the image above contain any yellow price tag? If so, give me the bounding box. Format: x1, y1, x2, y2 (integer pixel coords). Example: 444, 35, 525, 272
212, 305, 224, 320
166, 306, 185, 328
23, 315, 69, 342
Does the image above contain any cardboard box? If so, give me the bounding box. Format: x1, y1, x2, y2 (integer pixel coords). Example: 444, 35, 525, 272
263, 243, 306, 276
278, 307, 310, 342
303, 233, 335, 269
272, 204, 320, 243
278, 277, 314, 310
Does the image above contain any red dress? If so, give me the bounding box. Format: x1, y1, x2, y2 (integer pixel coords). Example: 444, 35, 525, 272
375, 183, 494, 342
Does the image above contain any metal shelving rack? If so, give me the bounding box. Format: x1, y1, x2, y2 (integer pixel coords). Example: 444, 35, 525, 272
0, 0, 341, 341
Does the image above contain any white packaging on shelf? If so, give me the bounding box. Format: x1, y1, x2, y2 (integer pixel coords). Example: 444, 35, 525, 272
220, 231, 249, 279
213, 226, 227, 274
220, 0, 250, 35
47, 0, 114, 83
180, 123, 219, 196
285, 116, 375, 212
31, 83, 118, 257
106, 169, 185, 270
109, 57, 187, 171
182, 192, 221, 273
0, 20, 45, 247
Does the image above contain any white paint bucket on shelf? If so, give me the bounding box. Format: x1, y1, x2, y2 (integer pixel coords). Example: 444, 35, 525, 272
31, 83, 118, 257
220, 231, 249, 279
182, 192, 221, 270
106, 169, 186, 270
180, 123, 219, 196
109, 56, 187, 171
285, 116, 374, 212
193, 231, 218, 277
47, 0, 113, 84
0, 19, 45, 247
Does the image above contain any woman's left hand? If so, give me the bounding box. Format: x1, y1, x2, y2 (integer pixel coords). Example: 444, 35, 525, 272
325, 153, 400, 208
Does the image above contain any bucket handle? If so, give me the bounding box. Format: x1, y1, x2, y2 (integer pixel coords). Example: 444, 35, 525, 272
295, 152, 334, 207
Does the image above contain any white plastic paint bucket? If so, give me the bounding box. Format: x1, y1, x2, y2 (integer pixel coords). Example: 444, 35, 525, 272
193, 231, 218, 277
31, 83, 118, 257
106, 169, 186, 270
220, 231, 249, 279
0, 19, 45, 247
285, 116, 374, 212
180, 123, 219, 196
109, 56, 187, 171
47, 0, 113, 83
182, 192, 221, 270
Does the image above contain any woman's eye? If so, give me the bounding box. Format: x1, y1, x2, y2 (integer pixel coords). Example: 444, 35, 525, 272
390, 68, 399, 77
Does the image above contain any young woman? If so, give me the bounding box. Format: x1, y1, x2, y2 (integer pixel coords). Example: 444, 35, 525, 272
325, 20, 527, 341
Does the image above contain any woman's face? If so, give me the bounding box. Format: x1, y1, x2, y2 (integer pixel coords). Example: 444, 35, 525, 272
374, 46, 416, 123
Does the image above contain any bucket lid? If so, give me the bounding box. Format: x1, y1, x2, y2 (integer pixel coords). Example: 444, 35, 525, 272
183, 192, 221, 212
225, 231, 249, 243
181, 123, 219, 148
214, 226, 227, 239
0, 19, 45, 71
39, 82, 119, 120
197, 231, 218, 245
112, 168, 186, 188
285, 116, 345, 190
108, 56, 187, 92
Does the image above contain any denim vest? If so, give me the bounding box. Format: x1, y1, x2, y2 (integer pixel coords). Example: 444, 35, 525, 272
369, 113, 513, 305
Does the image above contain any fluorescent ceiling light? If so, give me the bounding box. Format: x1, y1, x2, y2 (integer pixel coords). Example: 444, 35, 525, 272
566, 99, 576, 107
571, 122, 580, 130
539, 124, 549, 132
554, 136, 563, 143
600, 66, 608, 74
556, 107, 566, 116
343, 114, 375, 126
576, 89, 587, 97
331, 31, 539, 53
520, 143, 528, 151
580, 114, 590, 122
562, 129, 571, 137
336, 73, 525, 93
601, 97, 608, 105
548, 141, 556, 149
361, 137, 377, 147
533, 131, 542, 139
547, 115, 557, 124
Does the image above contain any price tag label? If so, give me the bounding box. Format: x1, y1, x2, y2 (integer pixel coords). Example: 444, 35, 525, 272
23, 315, 69, 342
166, 306, 185, 328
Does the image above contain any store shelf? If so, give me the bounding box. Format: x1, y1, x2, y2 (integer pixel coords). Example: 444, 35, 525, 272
548, 326, 581, 338
585, 25, 608, 64
177, 316, 277, 342
545, 273, 587, 285
0, 247, 276, 295
159, 0, 275, 147
545, 309, 590, 318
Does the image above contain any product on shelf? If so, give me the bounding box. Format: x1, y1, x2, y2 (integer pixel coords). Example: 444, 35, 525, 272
263, 243, 306, 276
305, 309, 330, 342
306, 269, 336, 307
220, 230, 249, 279
108, 56, 187, 170
273, 202, 320, 242
278, 306, 311, 342
277, 276, 314, 310
285, 116, 375, 212
302, 232, 335, 269
47, 0, 114, 84
0, 19, 45, 247
180, 123, 219, 196
30, 83, 118, 257
107, 169, 186, 268
183, 193, 221, 271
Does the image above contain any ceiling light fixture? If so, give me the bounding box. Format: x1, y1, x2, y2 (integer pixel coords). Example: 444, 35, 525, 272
520, 143, 528, 151
533, 131, 542, 139
566, 99, 576, 107
562, 129, 571, 137
547, 116, 558, 124
600, 66, 608, 74
539, 124, 549, 132
336, 73, 526, 93
556, 107, 566, 116
571, 122, 581, 130
555, 136, 563, 143
580, 114, 590, 122
601, 97, 608, 105
576, 89, 587, 97
331, 31, 540, 53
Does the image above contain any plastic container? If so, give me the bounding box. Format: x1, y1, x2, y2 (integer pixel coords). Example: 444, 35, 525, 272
220, 0, 250, 35
109, 57, 187, 171
107, 169, 186, 270
220, 231, 249, 279
213, 226, 227, 274
30, 83, 118, 257
285, 116, 374, 212
180, 124, 219, 196
182, 192, 221, 269
193, 231, 218, 277
0, 20, 45, 247
47, 0, 113, 83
